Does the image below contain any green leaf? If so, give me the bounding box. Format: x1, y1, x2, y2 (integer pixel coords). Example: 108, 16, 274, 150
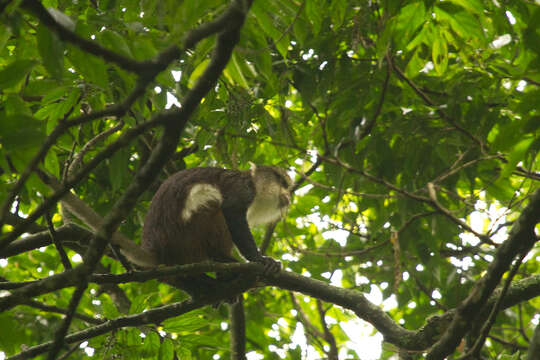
393, 1, 426, 46
0, 24, 12, 52
3, 94, 31, 117
36, 24, 64, 80
99, 30, 133, 58
432, 30, 448, 74
158, 337, 175, 360
0, 59, 37, 90
448, 0, 484, 15
188, 59, 209, 88
44, 149, 60, 178
500, 137, 534, 179
109, 147, 131, 192
223, 53, 249, 88
144, 332, 161, 355
0, 115, 44, 151
331, 0, 346, 28
305, 0, 323, 35
68, 47, 109, 88
405, 49, 425, 78
435, 7, 483, 41
162, 311, 207, 332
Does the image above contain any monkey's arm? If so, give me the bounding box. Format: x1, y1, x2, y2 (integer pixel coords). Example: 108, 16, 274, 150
223, 210, 281, 273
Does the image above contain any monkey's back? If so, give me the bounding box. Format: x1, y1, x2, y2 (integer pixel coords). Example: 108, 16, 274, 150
141, 167, 255, 266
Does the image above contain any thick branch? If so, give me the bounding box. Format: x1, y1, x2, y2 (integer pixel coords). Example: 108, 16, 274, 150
2, 262, 539, 355
0, 223, 91, 258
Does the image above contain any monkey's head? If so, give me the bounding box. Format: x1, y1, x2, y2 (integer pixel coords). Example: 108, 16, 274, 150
247, 164, 292, 227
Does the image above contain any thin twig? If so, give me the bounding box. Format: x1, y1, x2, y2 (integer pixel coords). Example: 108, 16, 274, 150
46, 212, 72, 270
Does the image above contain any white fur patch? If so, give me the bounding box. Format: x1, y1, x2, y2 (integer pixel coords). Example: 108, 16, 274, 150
181, 184, 222, 222
247, 183, 286, 227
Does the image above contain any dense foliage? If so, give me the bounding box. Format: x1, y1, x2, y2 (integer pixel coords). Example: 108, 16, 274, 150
0, 0, 539, 359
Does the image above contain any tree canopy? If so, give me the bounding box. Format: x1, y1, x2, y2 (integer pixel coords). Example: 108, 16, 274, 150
0, 0, 539, 359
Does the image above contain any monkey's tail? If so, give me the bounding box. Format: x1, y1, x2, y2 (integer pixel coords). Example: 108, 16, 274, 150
111, 234, 158, 268
59, 188, 158, 268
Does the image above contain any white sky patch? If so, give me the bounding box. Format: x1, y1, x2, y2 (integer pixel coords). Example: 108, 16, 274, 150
328, 269, 342, 287
321, 229, 349, 246
306, 149, 318, 163
246, 351, 264, 360
402, 271, 410, 281
365, 284, 383, 304
171, 70, 182, 81
505, 11, 516, 24
80, 341, 95, 356
71, 254, 83, 263
281, 253, 299, 262
268, 344, 286, 358
0, 259, 7, 267
290, 322, 307, 354
247, 123, 259, 133
166, 92, 181, 109
382, 294, 398, 311
420, 61, 434, 73
360, 261, 372, 269
267, 328, 280, 340
294, 184, 313, 197
450, 256, 474, 270
401, 107, 413, 115
516, 80, 527, 92
356, 274, 370, 285
154, 86, 162, 94
302, 48, 314, 60
340, 320, 383, 360
285, 99, 293, 108
490, 34, 512, 48
0, 352, 4, 360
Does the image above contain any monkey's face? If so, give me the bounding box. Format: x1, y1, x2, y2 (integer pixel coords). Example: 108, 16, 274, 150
247, 166, 291, 227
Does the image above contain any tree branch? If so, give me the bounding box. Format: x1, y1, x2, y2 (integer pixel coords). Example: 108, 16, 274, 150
426, 188, 540, 359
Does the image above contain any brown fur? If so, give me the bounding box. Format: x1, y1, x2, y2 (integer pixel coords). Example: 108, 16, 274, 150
142, 168, 256, 265
141, 166, 290, 299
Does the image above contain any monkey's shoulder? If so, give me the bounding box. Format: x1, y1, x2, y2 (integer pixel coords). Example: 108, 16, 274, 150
159, 167, 256, 208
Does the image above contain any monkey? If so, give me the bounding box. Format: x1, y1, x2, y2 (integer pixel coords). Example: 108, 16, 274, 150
141, 164, 292, 299
44, 164, 291, 300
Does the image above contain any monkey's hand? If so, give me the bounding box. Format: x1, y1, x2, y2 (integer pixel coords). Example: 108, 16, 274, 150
257, 256, 281, 275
